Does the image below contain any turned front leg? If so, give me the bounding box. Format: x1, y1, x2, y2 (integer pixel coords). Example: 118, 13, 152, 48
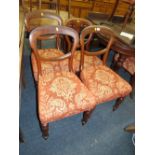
113, 97, 125, 111
81, 107, 96, 126
40, 123, 49, 140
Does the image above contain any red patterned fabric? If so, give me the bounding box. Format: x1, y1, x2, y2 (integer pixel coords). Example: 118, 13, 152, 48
122, 57, 135, 75
114, 54, 135, 75
31, 49, 69, 81
38, 71, 97, 124
80, 65, 132, 104
32, 49, 102, 81
73, 50, 103, 71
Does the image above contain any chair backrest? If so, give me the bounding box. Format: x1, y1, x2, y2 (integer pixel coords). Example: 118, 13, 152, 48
25, 10, 63, 32
65, 18, 93, 34
29, 25, 79, 75
65, 18, 93, 51
80, 25, 116, 70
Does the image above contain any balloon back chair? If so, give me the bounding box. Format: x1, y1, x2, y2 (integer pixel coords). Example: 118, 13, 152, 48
65, 18, 103, 74
29, 25, 97, 139
111, 53, 135, 98
65, 18, 93, 51
79, 25, 132, 114
25, 10, 63, 38
26, 10, 64, 82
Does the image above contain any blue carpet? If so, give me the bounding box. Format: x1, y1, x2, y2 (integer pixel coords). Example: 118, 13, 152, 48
19, 39, 135, 155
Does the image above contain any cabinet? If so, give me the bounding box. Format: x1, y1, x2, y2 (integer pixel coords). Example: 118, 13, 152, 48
22, 0, 132, 18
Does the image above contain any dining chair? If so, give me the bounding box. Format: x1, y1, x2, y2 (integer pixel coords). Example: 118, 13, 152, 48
25, 10, 64, 82
25, 10, 63, 38
64, 17, 103, 73
65, 17, 93, 51
111, 53, 135, 98
121, 0, 135, 30
79, 25, 132, 115
29, 25, 97, 139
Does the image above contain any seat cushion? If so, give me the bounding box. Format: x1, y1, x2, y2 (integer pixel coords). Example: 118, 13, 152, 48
114, 53, 135, 75
73, 50, 102, 71
31, 49, 69, 81
32, 49, 102, 81
80, 65, 132, 104
38, 71, 97, 124
122, 57, 135, 75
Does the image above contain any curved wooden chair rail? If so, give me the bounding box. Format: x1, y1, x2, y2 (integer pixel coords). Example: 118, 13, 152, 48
25, 10, 63, 32
65, 17, 93, 51
80, 25, 116, 70
29, 25, 79, 74
25, 10, 63, 49
29, 25, 98, 139
79, 25, 132, 111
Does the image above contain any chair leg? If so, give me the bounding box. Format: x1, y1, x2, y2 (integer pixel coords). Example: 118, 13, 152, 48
40, 123, 49, 140
113, 97, 124, 111
19, 127, 24, 143
81, 107, 96, 126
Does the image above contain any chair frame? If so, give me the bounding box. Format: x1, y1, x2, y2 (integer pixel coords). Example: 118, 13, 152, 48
30, 25, 97, 139
79, 25, 131, 111
65, 17, 93, 52
25, 10, 63, 40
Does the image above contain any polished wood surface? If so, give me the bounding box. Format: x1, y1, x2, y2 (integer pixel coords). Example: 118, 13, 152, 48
29, 25, 79, 74
19, 7, 25, 76
65, 17, 93, 51
22, 0, 133, 18
19, 6, 25, 143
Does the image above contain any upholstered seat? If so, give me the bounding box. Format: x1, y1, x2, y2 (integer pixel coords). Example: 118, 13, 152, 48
73, 50, 103, 72
31, 49, 69, 81
114, 53, 135, 75
32, 49, 102, 81
79, 25, 132, 111
39, 71, 97, 124
29, 25, 98, 139
80, 65, 132, 104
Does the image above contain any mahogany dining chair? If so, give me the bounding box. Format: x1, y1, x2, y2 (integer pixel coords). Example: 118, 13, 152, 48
29, 25, 97, 139
78, 25, 132, 119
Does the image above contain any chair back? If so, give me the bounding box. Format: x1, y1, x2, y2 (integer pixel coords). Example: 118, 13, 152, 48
65, 18, 92, 34
25, 10, 63, 32
80, 25, 116, 70
65, 18, 93, 51
29, 25, 79, 75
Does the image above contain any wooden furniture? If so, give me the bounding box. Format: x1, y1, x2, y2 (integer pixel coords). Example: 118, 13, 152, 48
97, 26, 135, 99
65, 17, 93, 51
22, 0, 134, 19
121, 0, 135, 30
22, 0, 54, 12
25, 10, 63, 37
124, 123, 135, 133
19, 6, 25, 143
29, 25, 97, 139
26, 10, 63, 82
111, 52, 135, 98
79, 25, 132, 112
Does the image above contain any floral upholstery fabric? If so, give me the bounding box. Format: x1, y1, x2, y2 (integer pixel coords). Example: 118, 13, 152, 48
114, 54, 135, 75
31, 49, 69, 81
73, 50, 103, 71
80, 65, 132, 104
38, 71, 97, 124
32, 49, 102, 81
122, 57, 135, 75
